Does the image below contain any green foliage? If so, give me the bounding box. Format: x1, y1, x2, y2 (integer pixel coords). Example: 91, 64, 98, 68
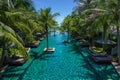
39, 7, 59, 29
92, 46, 103, 53
0, 0, 39, 65
61, 0, 119, 42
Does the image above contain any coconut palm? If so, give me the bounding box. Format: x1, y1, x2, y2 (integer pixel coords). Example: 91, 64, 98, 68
103, 0, 120, 62
0, 0, 42, 45
11, 0, 35, 10
61, 15, 73, 42
39, 8, 59, 50
11, 11, 42, 44
0, 0, 40, 66
74, 0, 97, 14
0, 22, 28, 66
72, 0, 99, 40
51, 21, 58, 36
90, 0, 120, 60
75, 0, 119, 54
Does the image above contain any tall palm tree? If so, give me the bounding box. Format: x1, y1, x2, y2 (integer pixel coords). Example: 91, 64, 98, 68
74, 0, 97, 14
50, 20, 58, 36
67, 16, 73, 42
9, 0, 34, 11
93, 0, 120, 61
39, 8, 59, 50
106, 0, 120, 62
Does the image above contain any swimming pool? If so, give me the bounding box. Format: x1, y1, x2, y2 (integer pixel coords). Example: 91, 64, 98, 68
1, 32, 120, 80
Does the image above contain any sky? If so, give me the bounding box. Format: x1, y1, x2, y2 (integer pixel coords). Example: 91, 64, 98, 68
32, 0, 77, 25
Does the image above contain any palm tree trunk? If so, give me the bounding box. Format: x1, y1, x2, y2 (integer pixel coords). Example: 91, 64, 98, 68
117, 21, 120, 63
46, 24, 49, 49
0, 48, 7, 66
67, 26, 69, 41
54, 28, 55, 36
0, 39, 6, 66
116, 0, 120, 62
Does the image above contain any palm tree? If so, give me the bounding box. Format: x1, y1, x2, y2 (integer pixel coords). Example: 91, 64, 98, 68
0, 0, 40, 66
51, 21, 58, 36
93, 0, 120, 61
0, 22, 28, 66
39, 8, 59, 51
0, 0, 42, 45
8, 0, 34, 11
72, 0, 99, 41
74, 0, 97, 14
105, 0, 120, 62
78, 0, 119, 54
61, 15, 73, 42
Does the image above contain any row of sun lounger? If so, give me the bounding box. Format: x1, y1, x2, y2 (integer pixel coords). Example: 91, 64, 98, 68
90, 54, 113, 63
4, 55, 26, 66
89, 47, 113, 63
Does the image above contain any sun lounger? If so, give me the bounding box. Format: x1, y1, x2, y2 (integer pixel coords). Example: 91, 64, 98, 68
91, 55, 113, 63
90, 52, 108, 57
39, 37, 44, 41
5, 55, 26, 66
89, 47, 103, 53
9, 58, 25, 66
80, 43, 90, 47
25, 42, 39, 48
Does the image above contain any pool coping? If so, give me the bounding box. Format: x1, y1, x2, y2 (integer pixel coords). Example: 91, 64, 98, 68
112, 62, 120, 76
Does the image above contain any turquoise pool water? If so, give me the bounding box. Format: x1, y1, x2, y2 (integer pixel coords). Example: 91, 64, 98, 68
1, 32, 120, 80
